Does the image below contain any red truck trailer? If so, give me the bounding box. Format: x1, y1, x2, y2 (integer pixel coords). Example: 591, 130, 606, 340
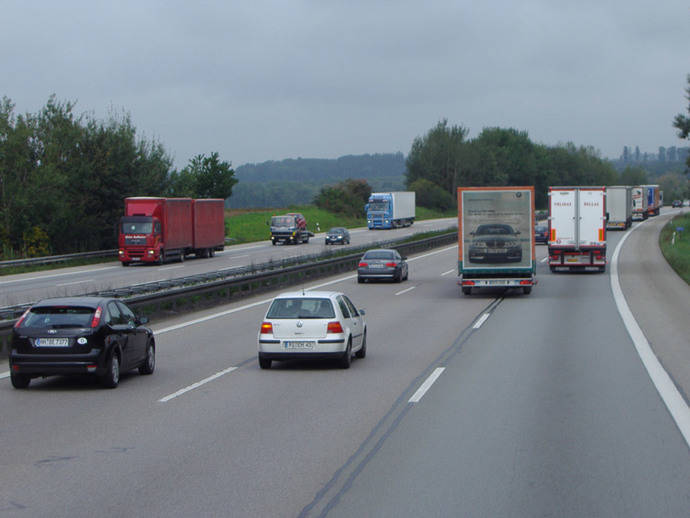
118, 197, 225, 265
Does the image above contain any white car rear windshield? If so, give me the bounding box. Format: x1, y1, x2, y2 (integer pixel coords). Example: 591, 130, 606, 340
266, 298, 336, 319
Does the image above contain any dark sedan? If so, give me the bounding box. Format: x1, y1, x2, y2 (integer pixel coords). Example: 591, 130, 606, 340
325, 227, 351, 245
534, 224, 549, 244
468, 223, 522, 263
357, 249, 408, 283
9, 297, 155, 389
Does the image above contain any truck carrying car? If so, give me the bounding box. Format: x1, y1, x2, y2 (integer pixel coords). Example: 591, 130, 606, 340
270, 212, 312, 245
118, 197, 225, 265
643, 184, 661, 217
631, 186, 648, 220
605, 185, 632, 230
457, 186, 536, 295
365, 191, 415, 229
548, 186, 607, 272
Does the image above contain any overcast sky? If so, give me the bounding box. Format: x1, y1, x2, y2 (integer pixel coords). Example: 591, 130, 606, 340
2, 1, 688, 168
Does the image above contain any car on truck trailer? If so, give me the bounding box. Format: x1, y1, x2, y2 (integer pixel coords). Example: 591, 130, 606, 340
605, 185, 632, 230
457, 186, 536, 295
365, 192, 415, 229
631, 186, 648, 221
270, 213, 312, 245
548, 186, 607, 272
118, 197, 225, 265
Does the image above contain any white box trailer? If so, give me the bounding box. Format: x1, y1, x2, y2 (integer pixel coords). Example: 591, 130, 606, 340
548, 186, 607, 272
605, 186, 632, 230
366, 191, 415, 229
631, 186, 648, 220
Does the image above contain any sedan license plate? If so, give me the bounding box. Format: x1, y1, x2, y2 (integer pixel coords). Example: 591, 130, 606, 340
368, 264, 385, 268
35, 337, 70, 347
284, 341, 315, 350
488, 248, 506, 254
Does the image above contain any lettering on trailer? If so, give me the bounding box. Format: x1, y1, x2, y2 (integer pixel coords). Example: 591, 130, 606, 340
553, 202, 572, 207
583, 202, 600, 207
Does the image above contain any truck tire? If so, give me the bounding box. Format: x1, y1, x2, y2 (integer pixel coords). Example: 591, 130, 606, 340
304, 234, 309, 243
158, 250, 166, 265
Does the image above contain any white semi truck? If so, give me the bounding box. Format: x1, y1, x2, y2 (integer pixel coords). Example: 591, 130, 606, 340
605, 186, 632, 230
548, 186, 607, 272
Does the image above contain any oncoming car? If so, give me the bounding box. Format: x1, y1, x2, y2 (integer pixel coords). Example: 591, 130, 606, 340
258, 291, 366, 369
357, 249, 408, 283
9, 297, 155, 389
468, 223, 522, 263
325, 227, 351, 245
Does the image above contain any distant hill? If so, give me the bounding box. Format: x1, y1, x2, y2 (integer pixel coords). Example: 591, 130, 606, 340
228, 153, 406, 208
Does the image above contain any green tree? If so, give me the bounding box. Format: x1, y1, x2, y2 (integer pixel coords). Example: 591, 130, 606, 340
672, 74, 690, 172
169, 152, 237, 200
314, 179, 372, 217
408, 178, 455, 210
619, 166, 648, 185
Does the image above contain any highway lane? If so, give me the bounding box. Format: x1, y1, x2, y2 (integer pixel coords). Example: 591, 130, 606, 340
0, 218, 457, 308
2, 224, 689, 516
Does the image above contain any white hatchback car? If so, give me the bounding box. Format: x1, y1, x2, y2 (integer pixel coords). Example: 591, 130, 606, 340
258, 290, 366, 369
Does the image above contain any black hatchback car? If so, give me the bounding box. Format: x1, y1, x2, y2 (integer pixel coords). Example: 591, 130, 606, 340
9, 297, 155, 389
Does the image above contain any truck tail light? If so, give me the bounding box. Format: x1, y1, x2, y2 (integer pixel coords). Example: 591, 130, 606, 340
260, 322, 273, 334
90, 306, 103, 328
358, 262, 368, 267
327, 322, 343, 333
14, 308, 30, 328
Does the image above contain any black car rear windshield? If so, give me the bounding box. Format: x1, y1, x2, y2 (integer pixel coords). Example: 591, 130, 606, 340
21, 306, 95, 328
266, 298, 336, 319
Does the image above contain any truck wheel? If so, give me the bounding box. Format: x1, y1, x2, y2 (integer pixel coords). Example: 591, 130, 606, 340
178, 252, 185, 263
598, 266, 606, 273
209, 248, 215, 257
304, 235, 309, 243
158, 250, 166, 265
522, 286, 532, 295
462, 287, 472, 295
272, 240, 276, 246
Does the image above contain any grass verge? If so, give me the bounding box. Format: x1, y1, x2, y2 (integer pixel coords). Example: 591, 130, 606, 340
659, 213, 690, 285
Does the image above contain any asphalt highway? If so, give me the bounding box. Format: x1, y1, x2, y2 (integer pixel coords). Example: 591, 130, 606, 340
0, 218, 457, 308
1, 213, 688, 517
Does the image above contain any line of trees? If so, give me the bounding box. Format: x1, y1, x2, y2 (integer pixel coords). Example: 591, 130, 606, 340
0, 96, 236, 257
405, 121, 619, 209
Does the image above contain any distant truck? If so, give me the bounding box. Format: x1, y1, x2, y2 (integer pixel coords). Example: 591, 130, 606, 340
270, 212, 312, 245
118, 197, 225, 265
605, 186, 632, 230
631, 186, 648, 221
643, 184, 661, 217
548, 186, 607, 272
457, 186, 536, 295
365, 192, 415, 229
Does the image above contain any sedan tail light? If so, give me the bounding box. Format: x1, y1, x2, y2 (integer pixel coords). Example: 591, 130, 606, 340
260, 322, 273, 334
90, 306, 103, 328
358, 262, 368, 267
327, 321, 343, 333
385, 262, 398, 267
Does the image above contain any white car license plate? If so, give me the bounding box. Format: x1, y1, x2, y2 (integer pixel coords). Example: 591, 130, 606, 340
35, 337, 70, 347
284, 341, 315, 350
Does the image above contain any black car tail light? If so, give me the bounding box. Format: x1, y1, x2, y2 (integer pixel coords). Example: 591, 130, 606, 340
90, 306, 103, 328
14, 308, 30, 328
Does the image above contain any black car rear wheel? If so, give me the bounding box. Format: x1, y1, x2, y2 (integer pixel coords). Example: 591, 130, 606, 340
101, 353, 120, 388
10, 371, 30, 389
139, 342, 155, 375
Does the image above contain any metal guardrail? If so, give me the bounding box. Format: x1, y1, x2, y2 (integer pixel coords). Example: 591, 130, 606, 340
0, 232, 457, 357
0, 249, 117, 269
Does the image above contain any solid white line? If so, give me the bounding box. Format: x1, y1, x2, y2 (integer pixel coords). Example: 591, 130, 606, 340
158, 265, 185, 271
56, 279, 93, 287
159, 366, 237, 402
472, 313, 490, 329
395, 286, 416, 296
441, 269, 455, 276
409, 367, 445, 403
611, 219, 690, 449
0, 266, 118, 285
0, 371, 9, 379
